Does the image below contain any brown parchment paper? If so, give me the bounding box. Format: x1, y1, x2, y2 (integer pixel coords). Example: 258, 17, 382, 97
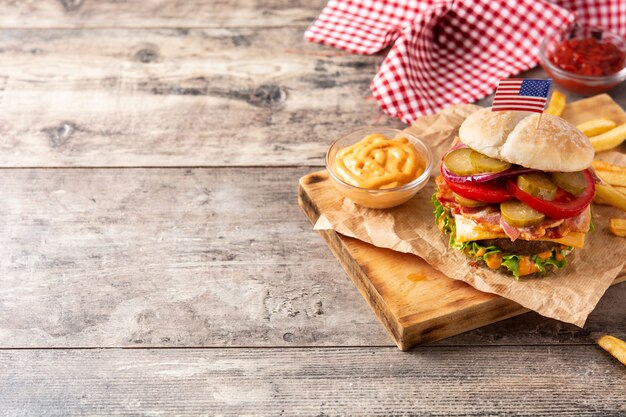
314, 102, 626, 327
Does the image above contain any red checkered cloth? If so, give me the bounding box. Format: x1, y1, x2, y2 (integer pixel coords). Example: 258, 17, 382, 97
305, 0, 626, 123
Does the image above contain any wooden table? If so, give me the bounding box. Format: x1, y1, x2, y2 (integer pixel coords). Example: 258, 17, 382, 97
0, 2, 624, 416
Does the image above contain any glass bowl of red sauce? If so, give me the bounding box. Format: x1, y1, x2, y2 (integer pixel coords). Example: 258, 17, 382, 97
539, 24, 626, 95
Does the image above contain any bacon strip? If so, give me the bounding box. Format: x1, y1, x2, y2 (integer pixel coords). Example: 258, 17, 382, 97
500, 218, 521, 241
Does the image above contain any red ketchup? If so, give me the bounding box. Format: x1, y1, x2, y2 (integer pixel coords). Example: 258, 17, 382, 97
544, 37, 626, 94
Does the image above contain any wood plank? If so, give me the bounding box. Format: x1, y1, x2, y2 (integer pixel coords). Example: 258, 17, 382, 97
0, 167, 624, 348
0, 167, 387, 347
0, 27, 401, 167
1, 347, 625, 416
299, 170, 626, 350
0, 0, 326, 29
1, 33, 622, 169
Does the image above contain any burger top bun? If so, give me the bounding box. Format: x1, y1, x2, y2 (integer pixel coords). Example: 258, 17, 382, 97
458, 107, 594, 172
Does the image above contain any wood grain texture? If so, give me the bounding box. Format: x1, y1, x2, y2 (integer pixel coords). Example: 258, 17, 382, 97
0, 166, 623, 348
1, 347, 625, 416
0, 167, 387, 347
0, 0, 326, 28
1, 1, 624, 416
2, 33, 621, 169
299, 170, 626, 350
0, 27, 401, 167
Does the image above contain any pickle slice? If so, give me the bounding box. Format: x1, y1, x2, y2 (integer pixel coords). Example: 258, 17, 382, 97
469, 151, 511, 173
453, 193, 487, 208
501, 200, 545, 227
551, 171, 587, 196
443, 148, 476, 176
517, 173, 557, 201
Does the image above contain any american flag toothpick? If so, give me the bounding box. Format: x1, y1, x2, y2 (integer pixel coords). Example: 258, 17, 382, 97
492, 78, 552, 128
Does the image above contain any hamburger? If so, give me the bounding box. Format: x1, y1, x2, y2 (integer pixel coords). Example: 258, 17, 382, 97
433, 108, 595, 278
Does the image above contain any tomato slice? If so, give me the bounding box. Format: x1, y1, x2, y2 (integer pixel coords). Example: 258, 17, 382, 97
506, 169, 595, 219
444, 177, 513, 203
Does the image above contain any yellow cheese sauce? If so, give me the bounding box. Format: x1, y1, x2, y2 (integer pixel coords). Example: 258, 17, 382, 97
332, 133, 424, 189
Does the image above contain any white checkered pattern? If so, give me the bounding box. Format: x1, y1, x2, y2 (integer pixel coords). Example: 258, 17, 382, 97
305, 0, 623, 123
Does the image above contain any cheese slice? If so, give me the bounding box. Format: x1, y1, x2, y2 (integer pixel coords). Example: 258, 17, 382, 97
454, 215, 585, 248
551, 232, 585, 248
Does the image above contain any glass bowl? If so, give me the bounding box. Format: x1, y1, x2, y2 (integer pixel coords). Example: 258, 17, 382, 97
325, 127, 433, 209
539, 24, 626, 95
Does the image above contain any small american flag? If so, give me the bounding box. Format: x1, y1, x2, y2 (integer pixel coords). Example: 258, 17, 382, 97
491, 79, 552, 113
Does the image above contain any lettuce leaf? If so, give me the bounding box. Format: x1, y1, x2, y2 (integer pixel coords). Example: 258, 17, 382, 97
501, 255, 521, 278
432, 194, 572, 279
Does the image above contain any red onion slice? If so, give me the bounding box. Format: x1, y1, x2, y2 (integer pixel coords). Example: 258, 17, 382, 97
441, 164, 540, 184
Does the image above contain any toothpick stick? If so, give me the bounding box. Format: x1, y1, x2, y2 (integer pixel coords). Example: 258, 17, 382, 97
535, 112, 543, 129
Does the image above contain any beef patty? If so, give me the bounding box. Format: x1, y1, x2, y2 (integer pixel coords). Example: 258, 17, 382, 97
478, 239, 560, 255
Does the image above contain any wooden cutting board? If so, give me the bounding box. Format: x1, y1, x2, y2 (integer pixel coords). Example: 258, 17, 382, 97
299, 94, 626, 350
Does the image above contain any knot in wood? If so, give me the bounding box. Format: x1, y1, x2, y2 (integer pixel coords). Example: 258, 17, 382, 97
248, 84, 285, 108
42, 122, 76, 148
59, 0, 84, 12
135, 48, 159, 64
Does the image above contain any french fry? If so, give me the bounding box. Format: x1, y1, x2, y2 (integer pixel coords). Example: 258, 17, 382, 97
544, 90, 566, 117
595, 170, 626, 187
593, 193, 611, 205
616, 186, 626, 195
597, 335, 626, 366
609, 218, 626, 237
594, 183, 626, 212
589, 122, 626, 152
593, 160, 626, 187
576, 118, 617, 137
591, 160, 626, 174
